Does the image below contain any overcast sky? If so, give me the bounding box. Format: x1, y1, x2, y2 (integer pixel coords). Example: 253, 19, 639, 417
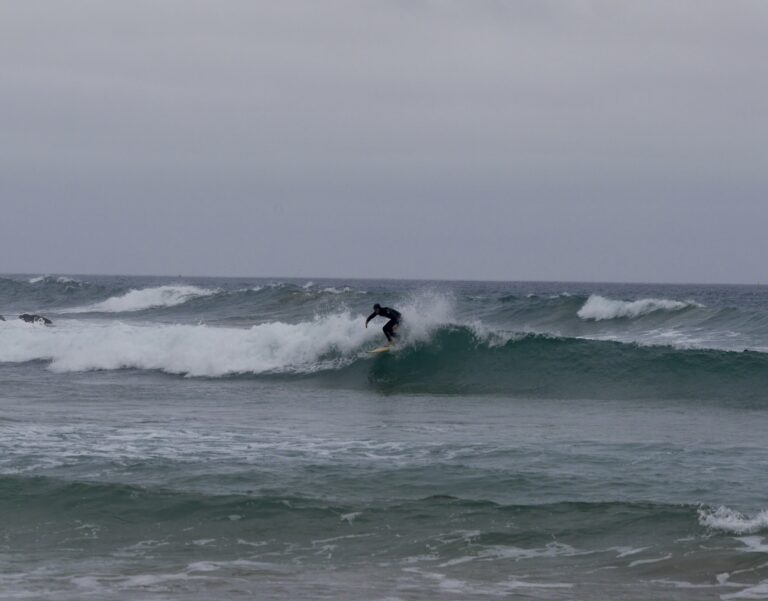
1, 1, 767, 283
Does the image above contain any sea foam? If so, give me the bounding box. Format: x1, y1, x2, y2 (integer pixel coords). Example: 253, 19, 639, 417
0, 293, 459, 376
0, 313, 378, 376
698, 506, 768, 534
577, 295, 700, 321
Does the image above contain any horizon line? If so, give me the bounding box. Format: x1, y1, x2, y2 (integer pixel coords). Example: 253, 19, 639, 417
1, 271, 765, 288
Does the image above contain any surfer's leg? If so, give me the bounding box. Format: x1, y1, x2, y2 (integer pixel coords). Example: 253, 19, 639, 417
383, 320, 394, 342
383, 319, 399, 342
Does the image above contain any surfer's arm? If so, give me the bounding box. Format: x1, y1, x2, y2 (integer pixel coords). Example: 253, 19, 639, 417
365, 312, 377, 327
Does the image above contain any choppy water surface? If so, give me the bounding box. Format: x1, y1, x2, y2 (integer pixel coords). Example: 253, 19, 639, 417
1, 275, 767, 600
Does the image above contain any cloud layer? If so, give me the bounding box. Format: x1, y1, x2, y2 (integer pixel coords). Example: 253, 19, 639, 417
2, 1, 767, 282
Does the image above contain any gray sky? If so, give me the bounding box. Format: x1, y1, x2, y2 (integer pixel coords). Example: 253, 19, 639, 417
2, 0, 767, 283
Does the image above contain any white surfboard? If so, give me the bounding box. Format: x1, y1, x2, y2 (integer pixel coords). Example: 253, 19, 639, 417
368, 345, 393, 354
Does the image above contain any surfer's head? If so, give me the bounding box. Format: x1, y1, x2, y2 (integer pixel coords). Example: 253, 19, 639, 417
373, 303, 381, 313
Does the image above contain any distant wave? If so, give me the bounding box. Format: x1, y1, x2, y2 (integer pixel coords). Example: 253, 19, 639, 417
28, 275, 81, 285
52, 282, 369, 316
62, 285, 217, 313
577, 295, 702, 321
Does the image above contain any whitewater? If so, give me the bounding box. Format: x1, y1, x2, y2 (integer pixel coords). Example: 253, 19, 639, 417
1, 274, 767, 600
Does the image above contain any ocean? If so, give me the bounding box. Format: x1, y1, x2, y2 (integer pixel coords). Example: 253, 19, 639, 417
1, 274, 766, 600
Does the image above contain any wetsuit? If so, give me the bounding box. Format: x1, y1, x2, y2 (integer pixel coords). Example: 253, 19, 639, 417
366, 307, 402, 342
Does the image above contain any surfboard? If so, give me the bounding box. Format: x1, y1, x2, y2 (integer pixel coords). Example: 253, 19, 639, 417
369, 345, 393, 354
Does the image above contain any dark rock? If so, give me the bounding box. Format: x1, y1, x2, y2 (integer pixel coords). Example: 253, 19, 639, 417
18, 314, 53, 325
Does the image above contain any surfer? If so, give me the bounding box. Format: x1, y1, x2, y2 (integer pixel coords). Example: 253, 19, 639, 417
365, 304, 401, 343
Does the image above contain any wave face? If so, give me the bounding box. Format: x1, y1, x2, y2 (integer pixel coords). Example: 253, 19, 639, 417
2, 275, 768, 399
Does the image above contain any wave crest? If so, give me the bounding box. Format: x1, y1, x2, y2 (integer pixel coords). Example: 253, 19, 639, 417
698, 506, 768, 534
63, 285, 217, 313
577, 295, 700, 321
28, 275, 81, 285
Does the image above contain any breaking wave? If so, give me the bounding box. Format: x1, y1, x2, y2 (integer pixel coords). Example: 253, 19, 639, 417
0, 312, 372, 375
698, 506, 768, 534
28, 275, 81, 285
2, 312, 768, 400
62, 285, 218, 313
577, 295, 701, 321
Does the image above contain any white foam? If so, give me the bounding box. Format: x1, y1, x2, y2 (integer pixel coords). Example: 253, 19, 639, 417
341, 511, 362, 524
650, 579, 720, 589
480, 541, 584, 561
611, 546, 649, 558
699, 506, 768, 535
404, 568, 572, 595
722, 581, 768, 600
735, 536, 768, 553
439, 541, 585, 567
28, 275, 79, 285
0, 292, 470, 376
502, 578, 572, 590
191, 538, 215, 546
0, 311, 380, 375
120, 572, 191, 587
62, 285, 216, 313
577, 294, 700, 321
186, 559, 283, 573
629, 553, 672, 567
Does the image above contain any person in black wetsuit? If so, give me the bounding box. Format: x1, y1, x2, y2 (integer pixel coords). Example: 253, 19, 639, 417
365, 304, 402, 343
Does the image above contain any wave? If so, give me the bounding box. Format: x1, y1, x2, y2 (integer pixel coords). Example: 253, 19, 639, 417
0, 275, 105, 312
0, 473, 712, 533
698, 506, 768, 535
0, 311, 380, 375
0, 294, 453, 375
28, 275, 82, 285
5, 475, 758, 561
577, 295, 701, 321
3, 310, 768, 399
5, 279, 768, 357
61, 285, 218, 313
51, 282, 372, 319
